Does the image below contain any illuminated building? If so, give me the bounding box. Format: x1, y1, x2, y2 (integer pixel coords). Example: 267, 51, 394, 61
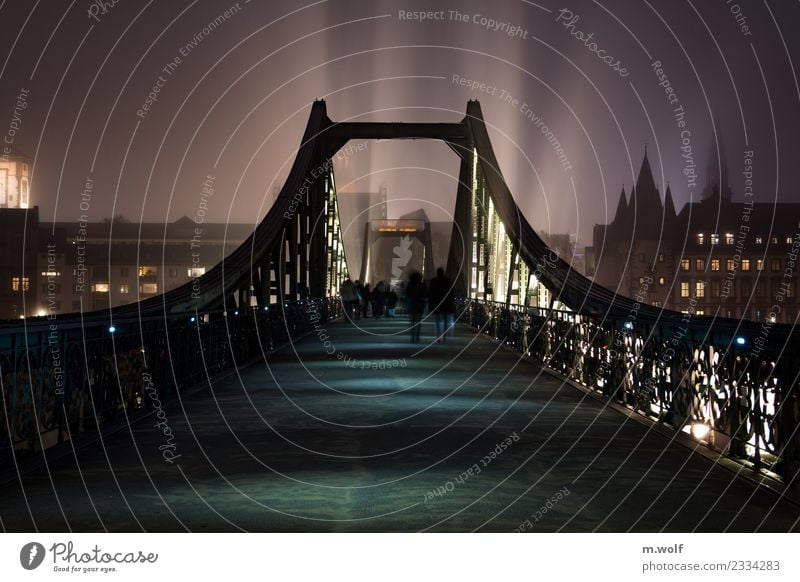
587, 148, 799, 322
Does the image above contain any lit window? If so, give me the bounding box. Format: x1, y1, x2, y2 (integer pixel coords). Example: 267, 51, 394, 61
188, 267, 206, 278
697, 233, 704, 245
11, 276, 30, 291
680, 259, 690, 271
726, 259, 735, 271
92, 283, 109, 293
41, 271, 61, 277
658, 254, 665, 263
711, 259, 720, 271
787, 237, 794, 244
772, 259, 782, 272
772, 237, 779, 245
696, 310, 704, 315
120, 284, 129, 294
711, 234, 720, 245
756, 259, 763, 271
695, 281, 705, 298
138, 266, 158, 277
652, 301, 661, 307
658, 276, 665, 285
140, 283, 158, 294
695, 258, 705, 271
725, 233, 734, 245
680, 282, 690, 297
741, 259, 750, 271
755, 236, 763, 244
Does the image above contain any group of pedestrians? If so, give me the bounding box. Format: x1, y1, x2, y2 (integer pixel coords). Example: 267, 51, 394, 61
340, 279, 398, 321
340, 268, 455, 343
406, 268, 455, 344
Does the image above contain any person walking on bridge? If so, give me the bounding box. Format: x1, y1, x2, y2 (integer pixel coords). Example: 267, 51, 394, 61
373, 280, 388, 319
340, 279, 359, 322
428, 267, 455, 343
405, 271, 426, 343
361, 283, 372, 318
354, 280, 365, 320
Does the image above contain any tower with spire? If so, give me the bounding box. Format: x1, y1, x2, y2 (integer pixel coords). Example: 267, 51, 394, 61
585, 136, 800, 321
589, 147, 677, 304
604, 147, 676, 240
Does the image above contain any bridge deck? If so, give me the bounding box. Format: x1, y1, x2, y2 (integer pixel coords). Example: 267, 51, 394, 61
0, 318, 797, 532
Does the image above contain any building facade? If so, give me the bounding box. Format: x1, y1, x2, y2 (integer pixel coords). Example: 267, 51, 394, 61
0, 148, 32, 209
1, 210, 253, 319
0, 207, 39, 319
587, 149, 799, 323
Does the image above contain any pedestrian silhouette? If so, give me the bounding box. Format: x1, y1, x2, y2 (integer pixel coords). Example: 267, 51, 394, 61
354, 280, 365, 320
340, 279, 359, 322
405, 271, 427, 343
428, 267, 455, 342
373, 280, 388, 319
362, 283, 372, 318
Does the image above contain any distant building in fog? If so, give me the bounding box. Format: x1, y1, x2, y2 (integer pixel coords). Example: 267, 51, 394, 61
540, 232, 584, 275
586, 148, 799, 323
1, 210, 252, 319
336, 187, 388, 279
0, 207, 38, 318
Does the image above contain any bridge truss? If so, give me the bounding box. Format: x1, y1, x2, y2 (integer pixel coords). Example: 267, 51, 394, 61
1, 101, 798, 490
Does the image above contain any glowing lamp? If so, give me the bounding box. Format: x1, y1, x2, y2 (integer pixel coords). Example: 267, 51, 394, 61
691, 423, 710, 440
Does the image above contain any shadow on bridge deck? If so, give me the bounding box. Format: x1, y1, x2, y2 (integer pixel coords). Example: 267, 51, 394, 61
0, 317, 798, 532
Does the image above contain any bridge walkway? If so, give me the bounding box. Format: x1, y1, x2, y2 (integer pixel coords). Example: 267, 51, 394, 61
0, 317, 797, 532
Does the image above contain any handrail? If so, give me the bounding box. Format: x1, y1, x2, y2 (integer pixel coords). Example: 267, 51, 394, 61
460, 297, 799, 486
0, 297, 340, 465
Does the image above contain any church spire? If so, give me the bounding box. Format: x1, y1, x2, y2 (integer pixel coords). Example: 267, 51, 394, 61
624, 148, 666, 239
664, 183, 676, 222
631, 148, 663, 216
634, 147, 658, 197
613, 186, 628, 224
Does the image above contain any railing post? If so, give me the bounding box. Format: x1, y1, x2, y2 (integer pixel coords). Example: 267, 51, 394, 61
779, 362, 800, 487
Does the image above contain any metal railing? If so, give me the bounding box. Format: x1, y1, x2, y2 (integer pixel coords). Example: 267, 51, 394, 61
459, 298, 800, 487
0, 297, 340, 464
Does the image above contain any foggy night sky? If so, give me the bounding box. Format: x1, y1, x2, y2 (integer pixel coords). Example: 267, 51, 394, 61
1, 0, 799, 248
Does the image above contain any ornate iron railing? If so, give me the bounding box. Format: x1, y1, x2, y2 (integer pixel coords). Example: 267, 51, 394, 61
459, 298, 800, 486
0, 297, 340, 464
